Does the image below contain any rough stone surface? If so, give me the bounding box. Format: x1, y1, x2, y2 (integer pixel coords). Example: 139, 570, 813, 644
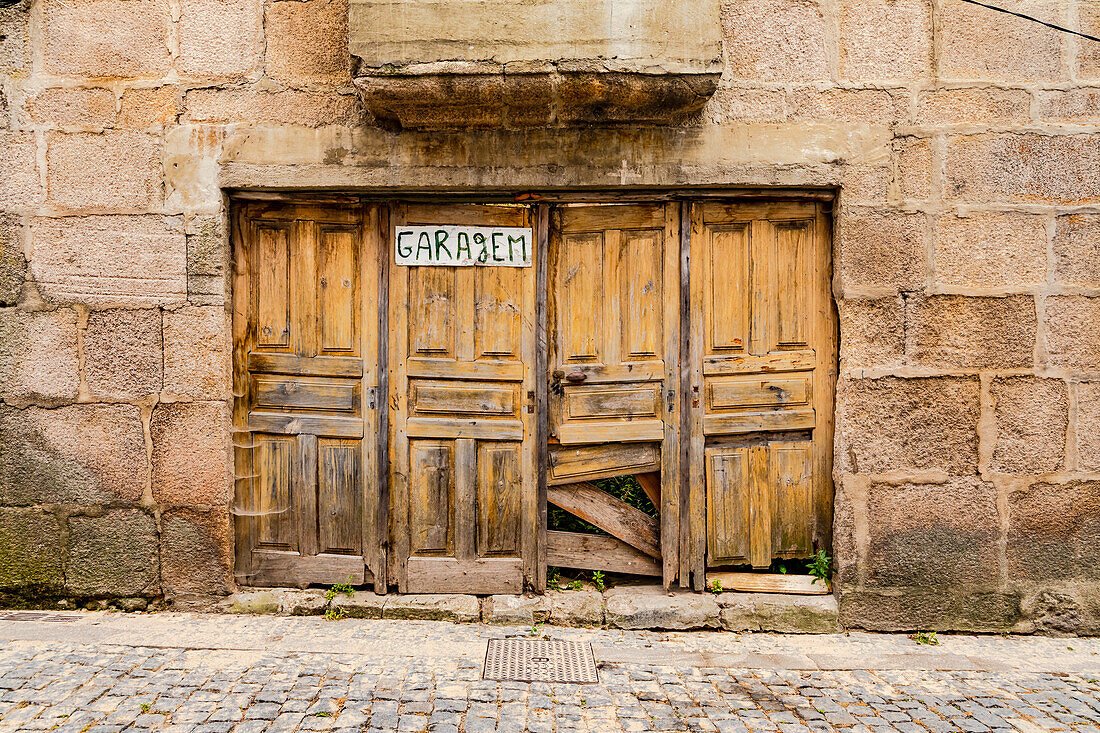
0, 404, 145, 506
382, 594, 481, 622
119, 86, 182, 129
0, 508, 62, 591
838, 211, 925, 293
46, 132, 162, 212
226, 589, 279, 614
991, 377, 1068, 475
946, 134, 1100, 205
150, 401, 232, 507
837, 377, 980, 474
161, 508, 233, 597
863, 479, 999, 588
266, 0, 351, 84
837, 0, 931, 82
916, 87, 1031, 126
909, 295, 1036, 370
331, 591, 385, 619
1038, 88, 1100, 124
184, 89, 364, 127
178, 0, 262, 79
30, 216, 186, 307
278, 589, 329, 616
839, 588, 1021, 632
722, 0, 829, 82
482, 594, 546, 626
1053, 213, 1100, 286
1046, 296, 1100, 371
934, 213, 1047, 288
605, 586, 719, 630
0, 215, 25, 306
67, 511, 160, 597
718, 592, 839, 633
541, 590, 604, 627
83, 309, 163, 400
0, 131, 41, 210
0, 308, 79, 402
1075, 382, 1100, 473
162, 306, 230, 399
41, 0, 172, 78
1008, 481, 1100, 583
837, 297, 904, 370
938, 0, 1065, 83
20, 87, 116, 129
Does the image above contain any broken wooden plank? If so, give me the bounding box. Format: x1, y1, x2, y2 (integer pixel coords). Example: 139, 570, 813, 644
546, 531, 662, 577
705, 571, 830, 595
636, 471, 661, 510
547, 482, 660, 558
548, 442, 660, 485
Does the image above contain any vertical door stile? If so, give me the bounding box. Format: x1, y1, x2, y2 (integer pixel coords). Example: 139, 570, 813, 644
685, 202, 705, 588
362, 201, 386, 591
813, 203, 838, 553
665, 202, 684, 590
524, 205, 543, 589
534, 203, 550, 592
231, 207, 254, 583
389, 203, 411, 591
375, 202, 391, 593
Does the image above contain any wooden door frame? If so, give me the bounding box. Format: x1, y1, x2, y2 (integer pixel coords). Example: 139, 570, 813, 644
230, 191, 836, 595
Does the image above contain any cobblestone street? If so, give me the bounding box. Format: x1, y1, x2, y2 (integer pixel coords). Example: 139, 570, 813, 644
0, 613, 1098, 733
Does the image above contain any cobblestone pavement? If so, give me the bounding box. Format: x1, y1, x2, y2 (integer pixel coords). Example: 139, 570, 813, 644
0, 613, 1098, 733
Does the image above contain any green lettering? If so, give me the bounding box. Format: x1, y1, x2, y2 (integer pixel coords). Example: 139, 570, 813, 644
415, 231, 433, 261
456, 231, 472, 261
396, 230, 414, 258
434, 229, 452, 260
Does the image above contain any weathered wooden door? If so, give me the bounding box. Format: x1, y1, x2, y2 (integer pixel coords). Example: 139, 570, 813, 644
232, 203, 383, 588
389, 204, 538, 593
547, 203, 681, 585
686, 201, 835, 585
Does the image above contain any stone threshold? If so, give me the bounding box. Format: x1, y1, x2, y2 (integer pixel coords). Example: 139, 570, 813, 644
220, 584, 839, 633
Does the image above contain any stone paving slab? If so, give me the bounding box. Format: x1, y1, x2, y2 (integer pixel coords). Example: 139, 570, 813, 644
219, 585, 837, 633
0, 613, 1097, 732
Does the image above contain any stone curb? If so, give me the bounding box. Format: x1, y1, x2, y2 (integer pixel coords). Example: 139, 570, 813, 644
219, 585, 839, 632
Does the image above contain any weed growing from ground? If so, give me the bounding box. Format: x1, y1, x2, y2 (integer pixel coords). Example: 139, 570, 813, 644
910, 631, 939, 645
808, 550, 832, 585
592, 570, 606, 591
325, 576, 356, 602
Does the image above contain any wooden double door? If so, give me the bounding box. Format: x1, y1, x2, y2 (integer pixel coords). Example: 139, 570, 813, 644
233, 199, 834, 593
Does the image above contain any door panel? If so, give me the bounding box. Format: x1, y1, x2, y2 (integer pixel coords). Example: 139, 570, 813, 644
390, 203, 536, 593
549, 203, 680, 586
233, 203, 382, 589
689, 201, 835, 582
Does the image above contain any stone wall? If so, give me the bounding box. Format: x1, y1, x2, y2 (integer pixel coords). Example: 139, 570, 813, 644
0, 0, 1098, 629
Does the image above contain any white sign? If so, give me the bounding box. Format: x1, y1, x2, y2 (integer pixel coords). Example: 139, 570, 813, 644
395, 226, 533, 267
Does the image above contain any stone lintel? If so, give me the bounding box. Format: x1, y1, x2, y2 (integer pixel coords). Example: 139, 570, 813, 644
353, 68, 721, 130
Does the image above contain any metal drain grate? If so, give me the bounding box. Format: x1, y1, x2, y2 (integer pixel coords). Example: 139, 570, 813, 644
0, 611, 81, 623
483, 639, 598, 684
